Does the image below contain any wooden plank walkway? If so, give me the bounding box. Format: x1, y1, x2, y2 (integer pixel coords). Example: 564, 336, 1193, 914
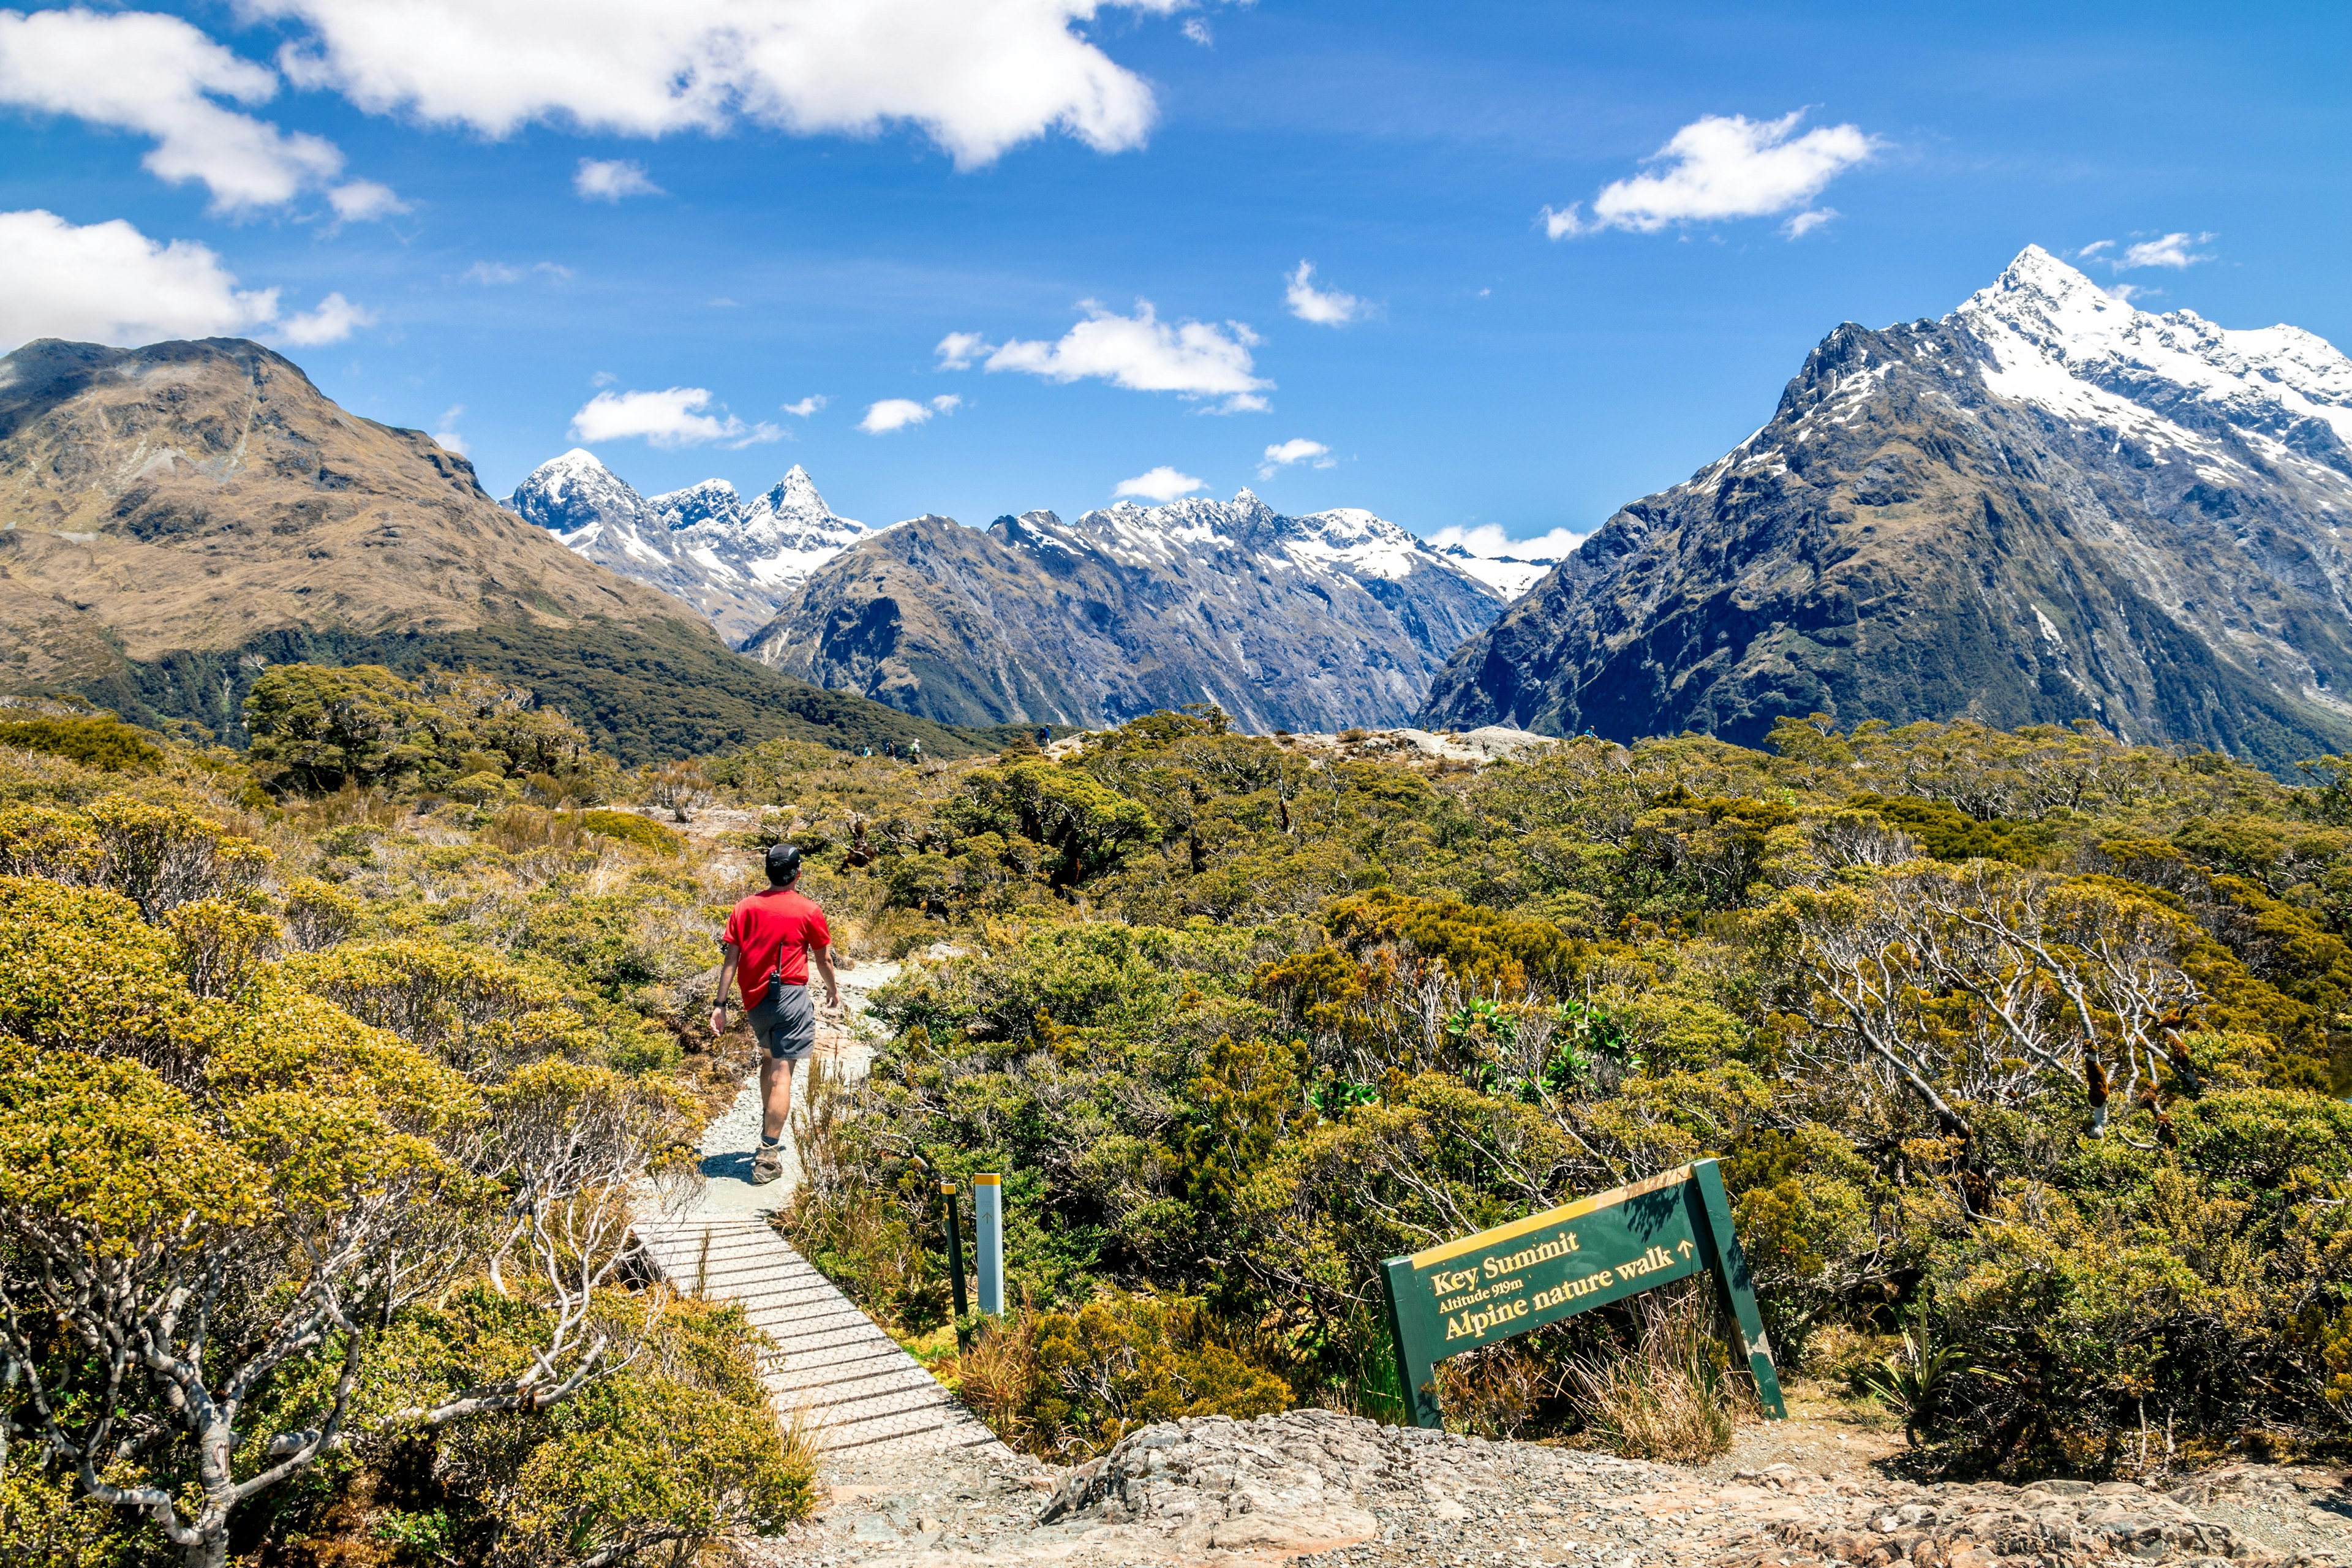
634, 1212, 1006, 1458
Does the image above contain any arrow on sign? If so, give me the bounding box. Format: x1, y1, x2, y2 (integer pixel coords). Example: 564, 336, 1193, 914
1677, 1239, 1695, 1259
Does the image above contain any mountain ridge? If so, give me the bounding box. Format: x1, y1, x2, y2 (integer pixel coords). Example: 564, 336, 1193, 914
1420, 247, 2352, 774
504, 451, 873, 644
743, 489, 1510, 731
0, 337, 989, 760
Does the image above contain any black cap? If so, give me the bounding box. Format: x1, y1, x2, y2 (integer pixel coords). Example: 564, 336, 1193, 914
764, 842, 803, 883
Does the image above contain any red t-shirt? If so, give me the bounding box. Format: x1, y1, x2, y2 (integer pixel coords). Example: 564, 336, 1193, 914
722, 889, 831, 1006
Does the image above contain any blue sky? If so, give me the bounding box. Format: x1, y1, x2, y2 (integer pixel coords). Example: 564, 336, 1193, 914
2, 1, 2346, 554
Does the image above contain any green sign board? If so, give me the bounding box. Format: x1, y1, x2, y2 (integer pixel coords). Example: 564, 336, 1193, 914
1379, 1158, 1786, 1428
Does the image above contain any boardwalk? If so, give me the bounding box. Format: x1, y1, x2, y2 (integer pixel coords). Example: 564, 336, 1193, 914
633, 1213, 1003, 1457
631, 957, 1005, 1458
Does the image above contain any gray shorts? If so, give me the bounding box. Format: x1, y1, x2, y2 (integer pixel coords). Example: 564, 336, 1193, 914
747, 980, 816, 1062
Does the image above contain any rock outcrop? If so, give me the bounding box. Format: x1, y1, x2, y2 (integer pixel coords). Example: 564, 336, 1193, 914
756, 1407, 2352, 1567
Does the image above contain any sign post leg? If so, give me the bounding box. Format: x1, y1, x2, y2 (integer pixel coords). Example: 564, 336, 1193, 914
940, 1182, 968, 1321
1691, 1160, 1787, 1419
1381, 1256, 1442, 1428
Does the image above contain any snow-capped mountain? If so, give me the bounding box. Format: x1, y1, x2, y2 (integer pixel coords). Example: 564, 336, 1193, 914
502, 453, 872, 645
1423, 246, 2352, 773
1437, 544, 1554, 600
743, 489, 1510, 731
1956, 244, 2352, 470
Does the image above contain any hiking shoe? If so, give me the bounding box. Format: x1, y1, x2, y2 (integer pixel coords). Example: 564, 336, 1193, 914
750, 1144, 786, 1185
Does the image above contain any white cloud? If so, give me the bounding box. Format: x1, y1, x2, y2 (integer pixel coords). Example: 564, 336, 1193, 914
1284, 261, 1363, 325
0, 8, 349, 211
1182, 17, 1212, 45
590, 369, 618, 386
1543, 110, 1878, 238
432, 405, 468, 456
859, 398, 935, 434
1256, 437, 1333, 478
571, 386, 777, 448
2105, 282, 2150, 304
1425, 522, 1586, 560
277, 291, 375, 345
2117, 232, 2213, 270
252, 0, 1177, 170
574, 157, 663, 201
1782, 206, 1835, 239
781, 394, 827, 417
2075, 231, 2217, 276
1114, 466, 1204, 501
935, 330, 990, 369
464, 260, 570, 284
0, 209, 282, 350
930, 393, 962, 413
979, 300, 1271, 412
326, 178, 407, 221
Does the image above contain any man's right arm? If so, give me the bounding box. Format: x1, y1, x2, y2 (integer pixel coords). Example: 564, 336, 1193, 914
711, 941, 740, 1038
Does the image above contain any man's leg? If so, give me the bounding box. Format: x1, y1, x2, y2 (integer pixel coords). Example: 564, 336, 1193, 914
761, 1053, 796, 1142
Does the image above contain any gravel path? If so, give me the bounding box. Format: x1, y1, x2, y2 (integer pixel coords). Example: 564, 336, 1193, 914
687, 958, 899, 1216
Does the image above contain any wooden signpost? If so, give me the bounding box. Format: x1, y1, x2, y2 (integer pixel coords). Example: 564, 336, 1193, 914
1379, 1158, 1786, 1428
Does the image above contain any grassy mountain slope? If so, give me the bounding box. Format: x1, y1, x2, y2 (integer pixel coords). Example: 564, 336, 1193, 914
0, 337, 984, 760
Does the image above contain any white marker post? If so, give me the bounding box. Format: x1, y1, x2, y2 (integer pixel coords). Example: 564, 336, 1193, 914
973, 1173, 1005, 1317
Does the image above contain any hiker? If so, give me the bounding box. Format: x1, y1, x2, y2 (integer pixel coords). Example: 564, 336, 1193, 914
710, 842, 841, 1185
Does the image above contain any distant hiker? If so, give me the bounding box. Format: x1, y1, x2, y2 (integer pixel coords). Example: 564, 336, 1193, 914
908, 738, 922, 763
1035, 726, 1050, 747
710, 842, 840, 1185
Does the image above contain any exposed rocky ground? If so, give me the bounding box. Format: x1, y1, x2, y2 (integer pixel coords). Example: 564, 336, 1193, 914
740, 1404, 2352, 1568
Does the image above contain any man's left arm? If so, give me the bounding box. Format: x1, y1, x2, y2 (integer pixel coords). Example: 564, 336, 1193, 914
810, 937, 840, 1013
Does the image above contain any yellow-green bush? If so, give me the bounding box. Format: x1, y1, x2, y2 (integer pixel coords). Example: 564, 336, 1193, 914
954, 1295, 1292, 1458
580, 807, 684, 854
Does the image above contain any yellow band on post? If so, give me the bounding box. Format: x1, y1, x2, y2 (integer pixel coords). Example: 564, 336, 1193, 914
973, 1174, 1001, 1186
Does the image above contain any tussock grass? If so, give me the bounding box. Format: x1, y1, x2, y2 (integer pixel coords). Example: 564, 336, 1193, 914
1569, 1289, 1754, 1463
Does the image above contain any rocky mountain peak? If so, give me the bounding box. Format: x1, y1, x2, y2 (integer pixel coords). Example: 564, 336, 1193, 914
760, 464, 827, 514
646, 477, 742, 532
748, 487, 1510, 732
1422, 251, 2352, 773
505, 448, 646, 533
1980, 243, 2113, 311
1951, 246, 2352, 466
509, 451, 872, 644
737, 464, 866, 554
